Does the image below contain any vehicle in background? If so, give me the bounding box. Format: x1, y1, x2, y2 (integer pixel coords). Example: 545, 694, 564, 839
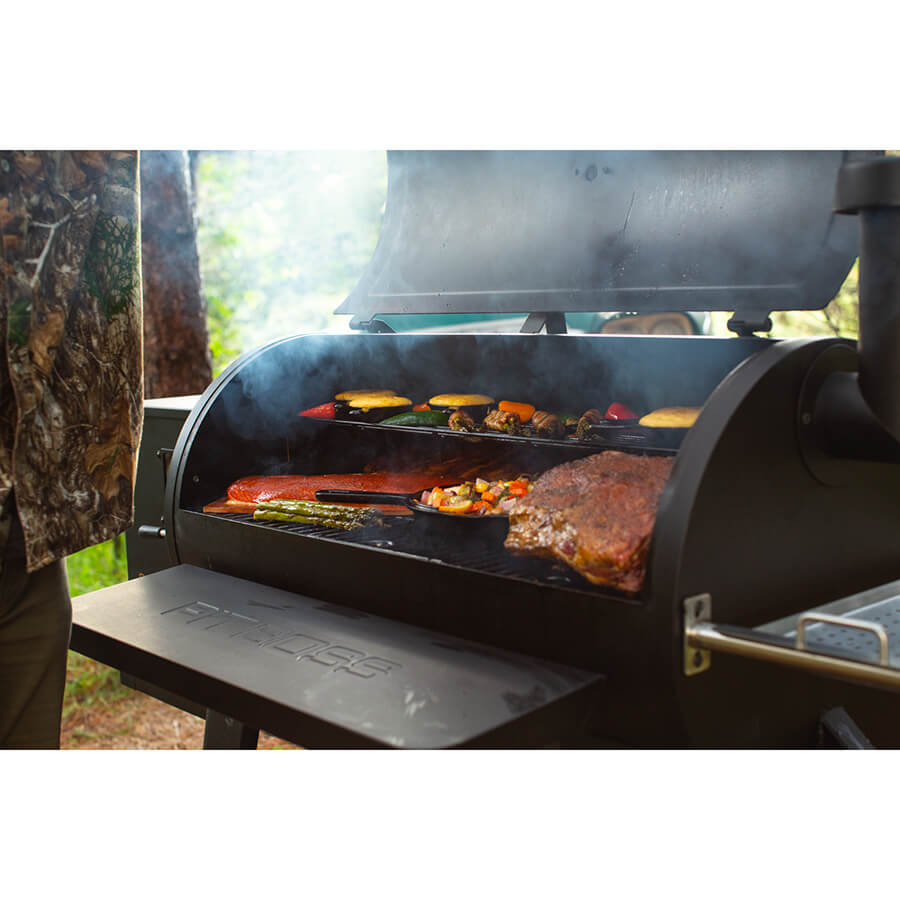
375, 310, 712, 335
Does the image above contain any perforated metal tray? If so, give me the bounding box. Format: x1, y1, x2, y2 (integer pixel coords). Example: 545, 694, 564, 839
759, 579, 900, 666
684, 579, 900, 692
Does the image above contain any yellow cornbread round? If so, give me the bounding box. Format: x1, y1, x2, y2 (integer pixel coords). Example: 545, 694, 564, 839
335, 389, 397, 401
428, 393, 495, 408
638, 407, 701, 428
348, 395, 412, 411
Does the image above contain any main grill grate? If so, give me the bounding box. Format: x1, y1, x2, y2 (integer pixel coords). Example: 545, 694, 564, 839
210, 512, 632, 599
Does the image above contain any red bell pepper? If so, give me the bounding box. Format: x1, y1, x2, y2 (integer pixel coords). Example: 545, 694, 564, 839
605, 402, 638, 421
298, 402, 336, 419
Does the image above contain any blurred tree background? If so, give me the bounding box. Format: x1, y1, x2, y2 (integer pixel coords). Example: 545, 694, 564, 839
193, 150, 388, 375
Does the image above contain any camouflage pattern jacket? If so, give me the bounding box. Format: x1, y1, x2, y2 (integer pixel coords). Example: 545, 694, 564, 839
0, 151, 143, 572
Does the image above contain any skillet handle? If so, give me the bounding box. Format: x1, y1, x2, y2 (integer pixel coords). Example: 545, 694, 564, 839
315, 489, 415, 505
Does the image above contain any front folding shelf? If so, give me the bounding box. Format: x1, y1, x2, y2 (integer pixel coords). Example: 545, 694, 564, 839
71, 565, 604, 749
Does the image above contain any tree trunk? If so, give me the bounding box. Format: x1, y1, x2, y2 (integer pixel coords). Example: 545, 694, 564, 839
140, 150, 213, 399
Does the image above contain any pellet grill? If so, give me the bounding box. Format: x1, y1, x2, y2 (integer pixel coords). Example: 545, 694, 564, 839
72, 150, 900, 749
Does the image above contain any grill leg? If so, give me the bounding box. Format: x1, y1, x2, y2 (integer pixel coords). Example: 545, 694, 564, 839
203, 710, 259, 749
818, 707, 875, 749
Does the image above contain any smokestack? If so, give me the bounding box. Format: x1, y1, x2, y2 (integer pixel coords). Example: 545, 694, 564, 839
834, 156, 900, 442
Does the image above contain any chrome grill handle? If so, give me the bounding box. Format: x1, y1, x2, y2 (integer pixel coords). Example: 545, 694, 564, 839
796, 612, 890, 666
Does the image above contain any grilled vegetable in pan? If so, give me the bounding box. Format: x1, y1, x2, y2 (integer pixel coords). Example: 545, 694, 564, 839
317, 475, 534, 521
315, 488, 505, 522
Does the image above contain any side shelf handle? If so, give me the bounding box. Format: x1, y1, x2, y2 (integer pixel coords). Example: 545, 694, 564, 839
796, 612, 890, 665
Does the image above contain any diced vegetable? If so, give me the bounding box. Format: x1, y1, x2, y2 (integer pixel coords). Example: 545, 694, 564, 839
507, 480, 530, 497
416, 474, 534, 516
440, 496, 474, 515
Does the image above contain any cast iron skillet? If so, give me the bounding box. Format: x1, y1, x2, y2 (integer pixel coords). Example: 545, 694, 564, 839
315, 489, 510, 526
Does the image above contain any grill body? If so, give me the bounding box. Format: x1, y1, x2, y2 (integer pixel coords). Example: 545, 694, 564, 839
161, 331, 900, 747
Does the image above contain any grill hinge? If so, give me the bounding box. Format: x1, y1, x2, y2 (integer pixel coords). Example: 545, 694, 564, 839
349, 316, 396, 333
726, 311, 773, 336
520, 312, 568, 334
683, 594, 712, 676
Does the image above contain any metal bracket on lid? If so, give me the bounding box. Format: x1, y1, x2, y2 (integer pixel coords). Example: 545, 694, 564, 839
683, 594, 712, 676
349, 316, 396, 333
726, 311, 773, 336
520, 312, 568, 334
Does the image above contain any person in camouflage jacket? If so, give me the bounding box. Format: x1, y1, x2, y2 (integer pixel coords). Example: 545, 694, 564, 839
0, 150, 143, 748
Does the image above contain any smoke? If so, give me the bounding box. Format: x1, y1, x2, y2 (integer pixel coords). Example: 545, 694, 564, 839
194, 150, 388, 366
182, 151, 858, 500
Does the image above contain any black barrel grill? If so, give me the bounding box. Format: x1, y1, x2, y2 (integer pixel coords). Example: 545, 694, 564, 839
73, 150, 900, 748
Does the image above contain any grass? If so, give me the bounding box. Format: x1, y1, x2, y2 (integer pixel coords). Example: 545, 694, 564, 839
64, 536, 133, 717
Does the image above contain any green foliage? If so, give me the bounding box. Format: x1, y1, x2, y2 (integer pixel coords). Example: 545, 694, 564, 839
66, 534, 127, 598
194, 151, 387, 374
64, 536, 132, 716
64, 651, 130, 717
768, 261, 859, 339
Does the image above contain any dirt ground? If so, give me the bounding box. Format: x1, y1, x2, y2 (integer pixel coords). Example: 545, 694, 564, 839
61, 689, 301, 750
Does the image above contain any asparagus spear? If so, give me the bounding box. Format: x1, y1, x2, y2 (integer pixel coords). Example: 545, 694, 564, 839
257, 498, 381, 519
253, 498, 383, 529
253, 509, 371, 530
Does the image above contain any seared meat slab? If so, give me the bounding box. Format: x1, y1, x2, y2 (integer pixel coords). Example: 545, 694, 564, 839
504, 451, 674, 592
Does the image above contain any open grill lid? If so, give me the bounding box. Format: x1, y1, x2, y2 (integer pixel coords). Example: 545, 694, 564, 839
337, 150, 871, 326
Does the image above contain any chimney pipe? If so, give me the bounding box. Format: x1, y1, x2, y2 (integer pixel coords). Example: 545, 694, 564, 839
834, 156, 900, 442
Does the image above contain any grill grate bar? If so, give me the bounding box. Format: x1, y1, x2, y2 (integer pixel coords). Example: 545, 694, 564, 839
211, 511, 625, 598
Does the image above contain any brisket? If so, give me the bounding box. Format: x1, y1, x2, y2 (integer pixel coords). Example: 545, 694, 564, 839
504, 451, 674, 592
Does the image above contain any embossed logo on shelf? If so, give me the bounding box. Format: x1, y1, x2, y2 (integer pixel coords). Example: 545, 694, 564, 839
161, 600, 401, 678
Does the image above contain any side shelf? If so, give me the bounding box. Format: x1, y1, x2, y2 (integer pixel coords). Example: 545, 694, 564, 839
72, 565, 605, 749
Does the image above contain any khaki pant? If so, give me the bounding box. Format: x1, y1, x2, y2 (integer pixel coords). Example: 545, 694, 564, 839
0, 505, 71, 749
